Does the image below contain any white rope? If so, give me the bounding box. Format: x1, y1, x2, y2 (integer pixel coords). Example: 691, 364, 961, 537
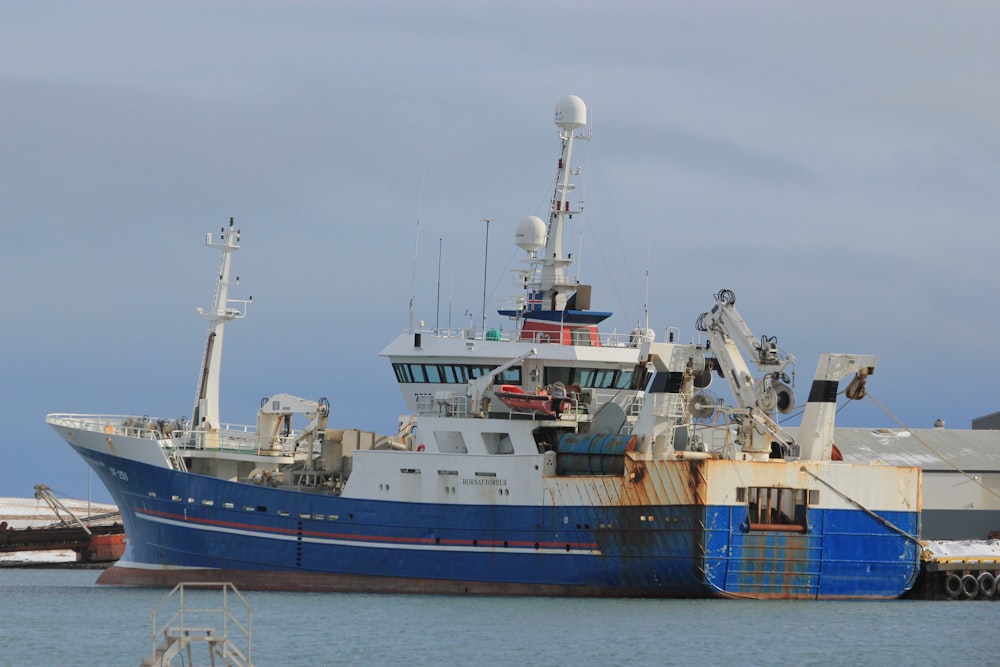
866, 391, 1000, 503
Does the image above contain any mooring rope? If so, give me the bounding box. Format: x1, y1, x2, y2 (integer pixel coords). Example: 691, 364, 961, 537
799, 466, 923, 548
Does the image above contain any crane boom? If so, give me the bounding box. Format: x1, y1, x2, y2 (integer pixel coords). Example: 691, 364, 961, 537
696, 289, 795, 416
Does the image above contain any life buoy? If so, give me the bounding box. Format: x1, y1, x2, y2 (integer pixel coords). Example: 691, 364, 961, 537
416, 444, 425, 452
944, 573, 962, 599
977, 571, 996, 599
961, 573, 979, 599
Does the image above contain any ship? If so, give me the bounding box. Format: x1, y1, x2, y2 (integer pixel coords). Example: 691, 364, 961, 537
47, 96, 922, 599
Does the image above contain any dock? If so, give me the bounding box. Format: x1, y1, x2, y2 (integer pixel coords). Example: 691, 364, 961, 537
908, 539, 1000, 600
0, 522, 125, 563
0, 487, 124, 564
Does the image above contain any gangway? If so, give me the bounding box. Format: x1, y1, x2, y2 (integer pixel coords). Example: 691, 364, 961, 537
141, 582, 253, 667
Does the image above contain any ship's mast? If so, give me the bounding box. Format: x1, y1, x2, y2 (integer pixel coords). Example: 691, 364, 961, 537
538, 95, 589, 310
191, 218, 250, 431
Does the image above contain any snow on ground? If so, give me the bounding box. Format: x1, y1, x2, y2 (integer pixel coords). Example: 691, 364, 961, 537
0, 548, 78, 565
922, 539, 1000, 559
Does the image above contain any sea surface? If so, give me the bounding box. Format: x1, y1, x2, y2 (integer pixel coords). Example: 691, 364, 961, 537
1, 567, 997, 667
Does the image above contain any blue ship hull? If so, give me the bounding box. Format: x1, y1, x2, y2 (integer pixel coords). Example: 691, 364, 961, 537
76, 445, 920, 598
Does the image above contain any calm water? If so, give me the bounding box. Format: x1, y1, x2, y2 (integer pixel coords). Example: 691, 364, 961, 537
0, 568, 997, 667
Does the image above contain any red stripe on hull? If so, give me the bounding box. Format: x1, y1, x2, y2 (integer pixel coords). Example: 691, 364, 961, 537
135, 507, 597, 550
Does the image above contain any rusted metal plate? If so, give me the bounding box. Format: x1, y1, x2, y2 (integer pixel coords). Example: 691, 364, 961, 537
543, 457, 700, 508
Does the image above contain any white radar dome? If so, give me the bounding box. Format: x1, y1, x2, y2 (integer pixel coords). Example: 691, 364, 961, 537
555, 95, 587, 130
515, 215, 546, 253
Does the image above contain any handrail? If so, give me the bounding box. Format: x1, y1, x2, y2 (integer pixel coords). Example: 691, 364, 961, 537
46, 413, 302, 457
170, 429, 298, 457
397, 325, 651, 349
147, 582, 253, 666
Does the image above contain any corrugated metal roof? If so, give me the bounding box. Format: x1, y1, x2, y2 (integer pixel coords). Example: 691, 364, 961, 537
828, 427, 1000, 471
973, 412, 1000, 429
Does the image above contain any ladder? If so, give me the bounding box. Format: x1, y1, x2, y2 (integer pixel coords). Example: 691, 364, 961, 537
141, 582, 253, 667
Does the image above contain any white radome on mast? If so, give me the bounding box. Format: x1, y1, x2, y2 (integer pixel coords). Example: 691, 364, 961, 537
532, 95, 589, 310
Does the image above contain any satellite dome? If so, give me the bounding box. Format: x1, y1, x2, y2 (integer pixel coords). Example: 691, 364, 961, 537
515, 216, 546, 253
555, 95, 587, 130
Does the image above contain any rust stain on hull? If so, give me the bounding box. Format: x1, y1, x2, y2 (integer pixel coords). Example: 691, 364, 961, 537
545, 455, 711, 510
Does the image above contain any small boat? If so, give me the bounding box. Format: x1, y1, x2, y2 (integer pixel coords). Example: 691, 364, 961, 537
494, 384, 568, 416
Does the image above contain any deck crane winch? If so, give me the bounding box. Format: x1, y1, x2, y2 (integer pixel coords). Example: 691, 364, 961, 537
696, 289, 876, 461
696, 289, 796, 413
696, 289, 800, 459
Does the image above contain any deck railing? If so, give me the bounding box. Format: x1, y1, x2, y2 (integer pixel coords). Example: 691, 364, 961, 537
400, 325, 652, 349
143, 582, 252, 667
46, 414, 300, 457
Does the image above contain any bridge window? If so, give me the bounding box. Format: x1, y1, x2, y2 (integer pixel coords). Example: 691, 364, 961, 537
614, 370, 634, 389
578, 368, 621, 388
393, 364, 421, 382
545, 367, 631, 390
392, 363, 520, 385
496, 367, 521, 384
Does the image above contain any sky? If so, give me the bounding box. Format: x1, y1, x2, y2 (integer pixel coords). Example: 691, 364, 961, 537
1, 0, 998, 503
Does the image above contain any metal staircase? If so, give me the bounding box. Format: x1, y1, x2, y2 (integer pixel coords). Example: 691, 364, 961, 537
140, 582, 253, 667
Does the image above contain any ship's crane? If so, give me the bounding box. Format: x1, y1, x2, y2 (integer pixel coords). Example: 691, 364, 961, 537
695, 289, 877, 462
33, 484, 92, 535
468, 348, 538, 415
697, 289, 796, 415
696, 289, 798, 459
256, 394, 330, 451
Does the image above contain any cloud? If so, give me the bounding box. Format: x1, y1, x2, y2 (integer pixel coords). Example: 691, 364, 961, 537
1, 1, 998, 500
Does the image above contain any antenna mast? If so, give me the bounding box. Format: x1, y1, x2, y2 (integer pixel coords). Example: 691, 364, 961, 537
192, 218, 250, 432
435, 238, 443, 333
480, 218, 493, 335
539, 96, 589, 310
